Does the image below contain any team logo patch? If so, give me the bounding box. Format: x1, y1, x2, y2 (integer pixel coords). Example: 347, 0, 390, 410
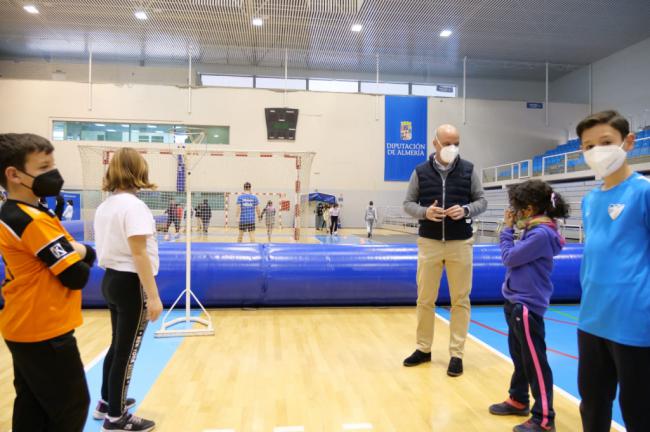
50, 243, 67, 259
608, 204, 625, 220
400, 121, 412, 141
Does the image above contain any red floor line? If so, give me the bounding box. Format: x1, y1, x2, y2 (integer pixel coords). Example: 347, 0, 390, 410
468, 318, 579, 360
470, 318, 508, 336
547, 348, 579, 360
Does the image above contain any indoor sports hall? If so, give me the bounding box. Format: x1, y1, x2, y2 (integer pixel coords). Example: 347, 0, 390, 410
1, 1, 650, 431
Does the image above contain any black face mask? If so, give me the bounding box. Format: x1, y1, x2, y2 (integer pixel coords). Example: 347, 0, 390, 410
19, 168, 64, 198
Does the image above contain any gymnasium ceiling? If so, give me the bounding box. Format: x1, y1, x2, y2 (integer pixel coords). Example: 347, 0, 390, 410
1, 0, 650, 81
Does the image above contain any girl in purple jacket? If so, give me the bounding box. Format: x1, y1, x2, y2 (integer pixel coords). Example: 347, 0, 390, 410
489, 180, 569, 432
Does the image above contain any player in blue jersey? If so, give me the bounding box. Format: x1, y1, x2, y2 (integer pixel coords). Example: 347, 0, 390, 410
576, 110, 650, 432
236, 182, 260, 243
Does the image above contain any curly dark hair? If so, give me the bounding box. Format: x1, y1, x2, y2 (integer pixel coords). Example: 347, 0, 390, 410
508, 180, 570, 220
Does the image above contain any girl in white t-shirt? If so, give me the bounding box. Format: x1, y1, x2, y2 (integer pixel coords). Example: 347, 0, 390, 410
62, 199, 74, 221
92, 148, 162, 432
329, 203, 341, 235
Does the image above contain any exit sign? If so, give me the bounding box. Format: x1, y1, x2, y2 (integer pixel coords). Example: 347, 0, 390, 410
526, 102, 544, 109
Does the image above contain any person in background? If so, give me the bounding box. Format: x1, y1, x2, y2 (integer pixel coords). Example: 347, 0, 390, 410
315, 202, 324, 232
196, 199, 212, 237
365, 201, 378, 238
323, 204, 331, 233
329, 203, 340, 236
236, 182, 261, 243
163, 198, 180, 241
54, 193, 65, 220
260, 200, 277, 242
63, 199, 74, 221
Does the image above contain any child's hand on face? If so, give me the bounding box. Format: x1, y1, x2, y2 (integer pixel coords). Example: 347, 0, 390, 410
504, 208, 515, 228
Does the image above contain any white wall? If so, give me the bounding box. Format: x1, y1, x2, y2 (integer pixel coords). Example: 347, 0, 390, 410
544, 35, 650, 137
550, 67, 590, 107
590, 36, 650, 130
427, 98, 588, 168
0, 79, 588, 226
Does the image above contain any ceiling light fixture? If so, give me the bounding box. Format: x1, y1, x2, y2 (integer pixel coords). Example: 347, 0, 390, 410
252, 17, 263, 26
134, 11, 148, 20
440, 29, 452, 38
23, 5, 39, 14
351, 23, 363, 32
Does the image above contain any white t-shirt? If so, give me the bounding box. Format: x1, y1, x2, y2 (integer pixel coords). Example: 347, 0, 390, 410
63, 204, 74, 221
94, 193, 159, 275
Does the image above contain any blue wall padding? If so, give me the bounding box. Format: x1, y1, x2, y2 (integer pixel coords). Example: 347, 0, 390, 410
81, 243, 266, 307
263, 244, 419, 305
0, 243, 583, 308
61, 220, 85, 240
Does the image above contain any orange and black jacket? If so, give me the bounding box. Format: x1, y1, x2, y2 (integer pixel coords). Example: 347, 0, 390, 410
0, 199, 95, 342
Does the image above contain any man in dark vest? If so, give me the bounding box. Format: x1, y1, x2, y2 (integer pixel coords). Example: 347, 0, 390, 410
402, 124, 487, 377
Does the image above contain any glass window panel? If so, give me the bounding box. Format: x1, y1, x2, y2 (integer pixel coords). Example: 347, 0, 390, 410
255, 77, 307, 90
309, 79, 358, 93
52, 121, 230, 145
200, 74, 254, 88
360, 82, 409, 95
412, 84, 457, 98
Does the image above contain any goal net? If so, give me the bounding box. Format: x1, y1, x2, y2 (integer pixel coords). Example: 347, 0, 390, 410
78, 147, 315, 243
78, 138, 314, 337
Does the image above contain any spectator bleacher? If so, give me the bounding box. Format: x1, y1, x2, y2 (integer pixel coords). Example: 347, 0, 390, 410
488, 128, 650, 183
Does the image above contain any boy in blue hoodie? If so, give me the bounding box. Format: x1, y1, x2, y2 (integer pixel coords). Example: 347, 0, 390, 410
489, 180, 569, 432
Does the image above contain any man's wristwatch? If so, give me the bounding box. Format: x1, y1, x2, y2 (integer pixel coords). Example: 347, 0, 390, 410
463, 206, 470, 218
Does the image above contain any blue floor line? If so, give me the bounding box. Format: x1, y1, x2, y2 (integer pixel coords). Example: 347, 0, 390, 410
83, 310, 187, 430
437, 305, 624, 426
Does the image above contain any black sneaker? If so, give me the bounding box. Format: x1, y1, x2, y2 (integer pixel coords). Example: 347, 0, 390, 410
403, 349, 431, 367
447, 356, 463, 377
93, 398, 136, 420
102, 413, 155, 432
513, 419, 555, 432
489, 398, 530, 416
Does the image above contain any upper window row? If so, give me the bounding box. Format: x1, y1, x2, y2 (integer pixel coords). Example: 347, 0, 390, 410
200, 74, 457, 97
52, 121, 230, 144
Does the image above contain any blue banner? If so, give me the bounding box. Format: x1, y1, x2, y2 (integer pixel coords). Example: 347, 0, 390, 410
384, 96, 428, 181
176, 154, 186, 192
45, 192, 81, 221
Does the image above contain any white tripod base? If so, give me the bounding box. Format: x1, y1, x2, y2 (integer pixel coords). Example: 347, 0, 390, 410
154, 288, 214, 338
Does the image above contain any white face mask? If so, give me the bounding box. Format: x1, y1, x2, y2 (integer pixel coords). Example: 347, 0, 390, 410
439, 145, 459, 164
583, 142, 627, 178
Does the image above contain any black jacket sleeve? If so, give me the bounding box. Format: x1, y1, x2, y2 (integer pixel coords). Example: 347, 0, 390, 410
57, 261, 91, 290
57, 244, 96, 290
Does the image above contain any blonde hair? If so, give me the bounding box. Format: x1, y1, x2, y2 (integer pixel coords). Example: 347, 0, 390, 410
103, 147, 156, 192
